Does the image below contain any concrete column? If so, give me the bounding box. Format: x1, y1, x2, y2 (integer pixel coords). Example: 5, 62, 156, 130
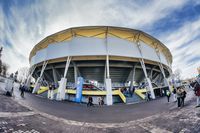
106, 55, 110, 78
153, 73, 161, 84
73, 63, 77, 86
105, 78, 112, 105
137, 41, 155, 99
140, 61, 155, 99
105, 55, 113, 105
104, 64, 106, 85
146, 77, 154, 97
105, 27, 113, 105
56, 56, 71, 100
44, 72, 52, 82
32, 61, 48, 93
32, 77, 41, 94
130, 66, 136, 91
149, 68, 154, 80
56, 78, 67, 100
52, 67, 58, 83
25, 65, 36, 88
26, 75, 31, 87
155, 48, 170, 88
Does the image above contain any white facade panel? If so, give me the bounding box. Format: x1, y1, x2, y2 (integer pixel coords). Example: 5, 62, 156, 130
30, 36, 170, 67
46, 41, 70, 60
34, 48, 47, 64
30, 55, 35, 66
69, 37, 106, 56
140, 41, 159, 62
107, 37, 141, 58
160, 52, 168, 66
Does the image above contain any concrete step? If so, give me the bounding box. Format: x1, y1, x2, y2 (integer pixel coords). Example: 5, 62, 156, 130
126, 93, 143, 104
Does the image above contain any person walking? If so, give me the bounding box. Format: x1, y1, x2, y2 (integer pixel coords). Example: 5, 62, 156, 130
87, 97, 90, 107
98, 97, 101, 106
194, 81, 200, 107
181, 87, 187, 107
172, 86, 177, 102
87, 96, 93, 107
100, 96, 104, 106
20, 85, 25, 98
50, 83, 55, 100
146, 91, 151, 101
98, 96, 104, 106
166, 90, 171, 102
176, 87, 182, 108
48, 83, 53, 99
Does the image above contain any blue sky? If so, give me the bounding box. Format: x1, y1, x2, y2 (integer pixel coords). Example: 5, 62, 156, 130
0, 0, 200, 79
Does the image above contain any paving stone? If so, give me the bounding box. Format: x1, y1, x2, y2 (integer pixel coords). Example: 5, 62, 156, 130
0, 89, 199, 132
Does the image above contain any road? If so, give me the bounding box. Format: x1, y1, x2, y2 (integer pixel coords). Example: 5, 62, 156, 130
0, 85, 199, 133
13, 86, 179, 123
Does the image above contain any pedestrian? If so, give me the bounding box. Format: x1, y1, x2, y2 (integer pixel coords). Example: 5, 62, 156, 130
172, 86, 177, 102
166, 90, 171, 102
176, 87, 182, 108
146, 91, 151, 101
101, 96, 104, 106
130, 86, 135, 97
48, 83, 53, 99
87, 96, 93, 107
98, 97, 101, 106
193, 81, 200, 107
90, 97, 93, 106
19, 84, 22, 91
181, 87, 187, 107
20, 85, 25, 98
87, 97, 90, 107
162, 89, 165, 97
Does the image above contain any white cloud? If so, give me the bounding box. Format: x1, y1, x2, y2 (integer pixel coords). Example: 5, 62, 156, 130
1, 0, 199, 80
0, 5, 4, 46
159, 17, 200, 79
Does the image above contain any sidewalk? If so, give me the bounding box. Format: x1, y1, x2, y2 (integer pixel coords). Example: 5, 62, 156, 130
0, 89, 200, 132
0, 92, 30, 113
0, 93, 99, 133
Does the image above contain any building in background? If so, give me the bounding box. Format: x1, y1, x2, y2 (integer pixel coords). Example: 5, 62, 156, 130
197, 67, 200, 75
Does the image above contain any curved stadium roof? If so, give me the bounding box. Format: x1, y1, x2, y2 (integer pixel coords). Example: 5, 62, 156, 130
29, 26, 172, 64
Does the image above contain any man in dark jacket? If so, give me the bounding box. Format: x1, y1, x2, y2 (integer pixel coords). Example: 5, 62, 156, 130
87, 96, 93, 107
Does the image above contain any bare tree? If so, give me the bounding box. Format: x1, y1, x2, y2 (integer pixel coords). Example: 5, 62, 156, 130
0, 46, 3, 75
1, 63, 9, 77
17, 67, 29, 83
0, 60, 2, 75
174, 69, 182, 81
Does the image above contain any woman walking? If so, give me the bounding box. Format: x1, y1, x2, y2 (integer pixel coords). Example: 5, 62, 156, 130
176, 87, 182, 108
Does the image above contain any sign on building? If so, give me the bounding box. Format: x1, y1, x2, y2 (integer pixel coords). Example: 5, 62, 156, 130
75, 77, 84, 103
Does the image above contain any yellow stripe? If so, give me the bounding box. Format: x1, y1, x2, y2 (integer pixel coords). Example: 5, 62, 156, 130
30, 85, 34, 88
36, 86, 126, 103
135, 89, 147, 99
37, 86, 49, 94
65, 89, 119, 95
117, 90, 126, 103
65, 89, 126, 103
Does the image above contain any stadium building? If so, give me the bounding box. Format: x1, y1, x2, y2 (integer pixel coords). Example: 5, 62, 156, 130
28, 26, 172, 105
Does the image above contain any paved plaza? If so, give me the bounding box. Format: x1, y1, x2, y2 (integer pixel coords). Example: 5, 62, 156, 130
0, 87, 200, 133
